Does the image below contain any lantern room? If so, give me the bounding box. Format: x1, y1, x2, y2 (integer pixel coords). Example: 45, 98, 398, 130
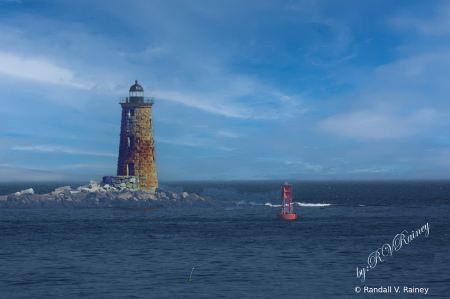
129, 80, 144, 103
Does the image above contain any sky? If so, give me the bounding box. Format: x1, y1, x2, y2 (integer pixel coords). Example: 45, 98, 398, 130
1, 0, 450, 181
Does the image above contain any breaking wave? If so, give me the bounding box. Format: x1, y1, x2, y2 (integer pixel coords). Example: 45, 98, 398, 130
295, 202, 333, 207
264, 202, 332, 207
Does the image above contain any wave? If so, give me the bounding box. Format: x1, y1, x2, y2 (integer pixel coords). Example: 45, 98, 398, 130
264, 202, 333, 207
237, 200, 261, 205
295, 202, 333, 207
265, 203, 281, 207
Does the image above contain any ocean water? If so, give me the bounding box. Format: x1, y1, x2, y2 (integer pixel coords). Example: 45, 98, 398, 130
0, 180, 449, 298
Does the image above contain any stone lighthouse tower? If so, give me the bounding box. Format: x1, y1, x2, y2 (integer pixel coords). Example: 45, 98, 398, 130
115, 80, 158, 192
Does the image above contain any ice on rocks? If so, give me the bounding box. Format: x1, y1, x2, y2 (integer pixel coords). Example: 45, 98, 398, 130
54, 186, 71, 193
20, 188, 34, 195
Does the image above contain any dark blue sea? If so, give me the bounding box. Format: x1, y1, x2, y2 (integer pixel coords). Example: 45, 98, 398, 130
1, 180, 449, 298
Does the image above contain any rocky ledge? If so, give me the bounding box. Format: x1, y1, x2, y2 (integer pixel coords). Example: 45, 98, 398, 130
0, 181, 239, 209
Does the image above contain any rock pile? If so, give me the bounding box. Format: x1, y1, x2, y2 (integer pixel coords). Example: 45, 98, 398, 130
0, 181, 238, 209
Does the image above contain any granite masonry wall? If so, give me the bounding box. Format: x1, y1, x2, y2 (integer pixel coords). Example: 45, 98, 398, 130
103, 176, 139, 192
117, 104, 158, 193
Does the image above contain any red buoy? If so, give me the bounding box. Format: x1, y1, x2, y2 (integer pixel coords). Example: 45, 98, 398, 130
277, 183, 297, 221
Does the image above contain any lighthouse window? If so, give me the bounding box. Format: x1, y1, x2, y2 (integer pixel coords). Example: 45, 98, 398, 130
128, 136, 134, 148
128, 109, 135, 117
127, 163, 135, 176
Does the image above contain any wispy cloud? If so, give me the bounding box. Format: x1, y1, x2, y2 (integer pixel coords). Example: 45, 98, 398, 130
351, 167, 395, 173
154, 90, 253, 119
57, 163, 115, 169
156, 89, 310, 120
317, 108, 438, 140
218, 147, 234, 151
283, 161, 323, 171
0, 165, 99, 181
155, 138, 205, 147
390, 3, 450, 36
218, 130, 240, 138
0, 52, 94, 89
374, 51, 450, 85
12, 145, 116, 157
140, 46, 166, 55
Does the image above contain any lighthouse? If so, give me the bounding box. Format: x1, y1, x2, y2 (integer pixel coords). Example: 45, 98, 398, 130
115, 80, 158, 192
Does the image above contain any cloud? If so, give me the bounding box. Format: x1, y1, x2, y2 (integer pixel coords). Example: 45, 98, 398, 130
155, 138, 205, 147
351, 167, 396, 173
218, 130, 240, 138
374, 51, 450, 90
154, 90, 254, 119
57, 163, 115, 169
12, 145, 116, 157
155, 88, 309, 120
0, 165, 94, 182
390, 3, 450, 36
316, 108, 437, 140
283, 161, 323, 171
138, 46, 167, 55
218, 147, 234, 151
0, 52, 94, 89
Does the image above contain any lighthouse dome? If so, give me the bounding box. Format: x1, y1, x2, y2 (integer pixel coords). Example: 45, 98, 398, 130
130, 80, 143, 92
129, 80, 144, 100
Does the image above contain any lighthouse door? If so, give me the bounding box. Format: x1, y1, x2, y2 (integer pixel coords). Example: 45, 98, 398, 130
127, 163, 135, 176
